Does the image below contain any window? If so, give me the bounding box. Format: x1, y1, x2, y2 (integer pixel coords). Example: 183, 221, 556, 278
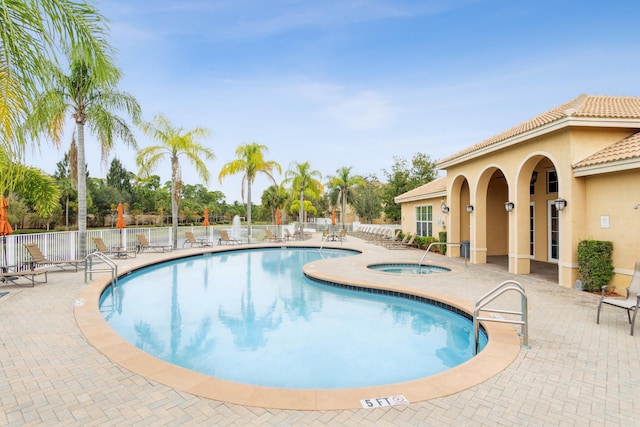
547, 170, 558, 193
416, 205, 433, 237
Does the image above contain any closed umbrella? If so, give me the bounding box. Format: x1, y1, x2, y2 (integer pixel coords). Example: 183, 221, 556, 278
275, 208, 282, 225
116, 203, 126, 229
203, 207, 210, 226
116, 203, 126, 249
275, 208, 282, 239
0, 195, 14, 268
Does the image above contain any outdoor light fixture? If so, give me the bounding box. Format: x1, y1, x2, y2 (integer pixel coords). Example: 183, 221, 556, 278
441, 203, 450, 214
466, 205, 474, 213
505, 202, 515, 212
554, 198, 567, 211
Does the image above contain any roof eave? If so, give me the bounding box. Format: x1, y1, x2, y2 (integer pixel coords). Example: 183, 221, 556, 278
395, 190, 447, 203
438, 117, 640, 169
574, 157, 640, 177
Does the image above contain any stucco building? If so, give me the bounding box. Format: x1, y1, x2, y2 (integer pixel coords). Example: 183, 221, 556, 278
395, 94, 640, 288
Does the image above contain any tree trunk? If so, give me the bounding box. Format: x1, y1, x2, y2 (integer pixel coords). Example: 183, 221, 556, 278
171, 157, 179, 249
299, 186, 304, 234
246, 180, 252, 243
77, 123, 87, 257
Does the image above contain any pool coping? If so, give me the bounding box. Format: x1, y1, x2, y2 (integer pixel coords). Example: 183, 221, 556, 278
74, 245, 522, 411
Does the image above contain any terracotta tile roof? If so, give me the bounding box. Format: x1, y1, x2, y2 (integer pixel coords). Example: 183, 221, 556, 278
394, 177, 447, 203
438, 94, 640, 166
574, 131, 640, 168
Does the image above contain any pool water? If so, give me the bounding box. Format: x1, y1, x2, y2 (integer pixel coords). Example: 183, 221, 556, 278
100, 248, 486, 389
368, 263, 451, 274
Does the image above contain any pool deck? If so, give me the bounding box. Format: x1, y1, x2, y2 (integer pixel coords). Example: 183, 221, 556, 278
1, 232, 639, 425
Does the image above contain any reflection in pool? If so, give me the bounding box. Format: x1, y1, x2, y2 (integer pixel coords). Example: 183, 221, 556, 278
100, 248, 486, 389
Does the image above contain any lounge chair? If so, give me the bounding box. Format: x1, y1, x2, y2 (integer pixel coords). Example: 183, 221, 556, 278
387, 234, 416, 250
219, 230, 242, 245
284, 229, 293, 241
264, 229, 283, 242
183, 231, 213, 247
136, 234, 172, 252
24, 243, 84, 271
93, 237, 137, 258
596, 259, 640, 335
0, 267, 51, 286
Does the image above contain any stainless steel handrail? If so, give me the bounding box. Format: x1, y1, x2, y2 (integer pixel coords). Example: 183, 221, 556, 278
418, 241, 469, 271
84, 252, 118, 288
473, 280, 528, 354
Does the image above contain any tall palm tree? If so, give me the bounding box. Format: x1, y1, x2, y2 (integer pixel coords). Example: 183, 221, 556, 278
327, 166, 365, 229
27, 48, 141, 257
283, 161, 323, 235
218, 143, 281, 243
1, 0, 111, 210
137, 113, 214, 249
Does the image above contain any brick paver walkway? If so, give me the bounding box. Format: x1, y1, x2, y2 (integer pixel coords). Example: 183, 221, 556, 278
1, 234, 639, 426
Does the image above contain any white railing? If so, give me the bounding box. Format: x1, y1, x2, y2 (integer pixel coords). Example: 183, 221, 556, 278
1, 221, 395, 270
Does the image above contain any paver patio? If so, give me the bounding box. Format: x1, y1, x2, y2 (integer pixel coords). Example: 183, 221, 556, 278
1, 232, 638, 426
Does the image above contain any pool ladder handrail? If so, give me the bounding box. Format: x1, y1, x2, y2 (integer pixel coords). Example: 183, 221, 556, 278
418, 242, 469, 272
473, 280, 529, 354
84, 252, 118, 288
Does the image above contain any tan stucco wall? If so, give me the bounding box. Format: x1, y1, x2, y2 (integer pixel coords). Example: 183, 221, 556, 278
580, 170, 640, 287
400, 198, 447, 239
436, 125, 640, 288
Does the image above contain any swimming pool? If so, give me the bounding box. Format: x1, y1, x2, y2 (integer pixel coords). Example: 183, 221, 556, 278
368, 263, 452, 274
99, 247, 487, 390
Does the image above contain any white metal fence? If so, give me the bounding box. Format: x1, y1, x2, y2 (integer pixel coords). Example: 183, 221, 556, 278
0, 222, 398, 271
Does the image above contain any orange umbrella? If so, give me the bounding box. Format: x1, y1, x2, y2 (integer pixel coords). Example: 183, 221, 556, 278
203, 207, 210, 226
275, 208, 282, 225
0, 195, 13, 236
116, 203, 126, 229
331, 208, 336, 226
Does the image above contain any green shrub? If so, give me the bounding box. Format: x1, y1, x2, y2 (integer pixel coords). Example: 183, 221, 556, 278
439, 231, 447, 255
577, 240, 614, 292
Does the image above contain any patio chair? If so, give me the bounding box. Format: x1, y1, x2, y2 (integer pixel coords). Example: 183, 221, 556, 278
596, 258, 640, 335
219, 230, 242, 245
24, 243, 84, 272
264, 229, 283, 242
183, 231, 213, 247
284, 228, 293, 241
92, 237, 137, 258
0, 267, 51, 286
136, 234, 172, 252
387, 234, 416, 250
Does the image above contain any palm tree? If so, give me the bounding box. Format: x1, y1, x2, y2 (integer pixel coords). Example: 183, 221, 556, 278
1, 0, 111, 210
283, 161, 323, 235
137, 113, 214, 249
26, 48, 141, 257
327, 166, 366, 229
218, 143, 281, 243
261, 184, 288, 224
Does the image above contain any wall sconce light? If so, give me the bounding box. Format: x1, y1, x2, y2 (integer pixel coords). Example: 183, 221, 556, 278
504, 202, 515, 212
466, 205, 474, 213
554, 198, 567, 211
441, 203, 450, 214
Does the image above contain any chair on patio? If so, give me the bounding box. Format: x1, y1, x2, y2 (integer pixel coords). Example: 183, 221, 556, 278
596, 258, 640, 335
24, 243, 84, 272
136, 234, 172, 252
219, 230, 242, 245
264, 229, 283, 242
387, 234, 416, 250
92, 237, 137, 259
183, 231, 213, 247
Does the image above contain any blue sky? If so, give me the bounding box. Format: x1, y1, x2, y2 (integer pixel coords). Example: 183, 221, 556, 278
27, 0, 640, 202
